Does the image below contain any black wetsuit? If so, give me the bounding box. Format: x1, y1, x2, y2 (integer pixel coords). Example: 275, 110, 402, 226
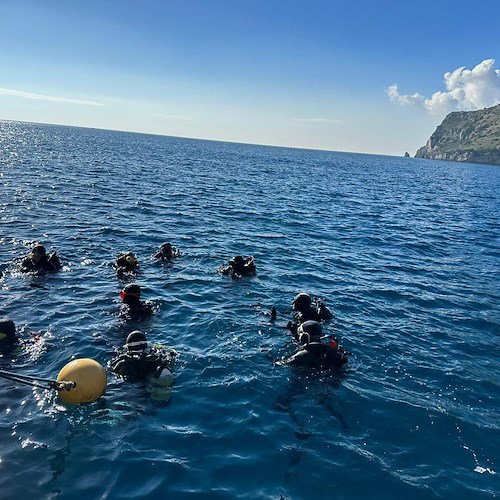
289, 302, 333, 338
297, 302, 332, 322
280, 342, 348, 370
20, 253, 62, 273
119, 301, 154, 321
110, 347, 175, 381
115, 265, 138, 278
114, 254, 139, 278
0, 319, 18, 354
219, 259, 256, 278
154, 247, 181, 260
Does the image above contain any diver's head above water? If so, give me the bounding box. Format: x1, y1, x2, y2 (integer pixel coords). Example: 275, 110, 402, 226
30, 244, 47, 264
231, 255, 245, 270
120, 283, 142, 305
124, 330, 148, 352
160, 242, 172, 256
115, 252, 138, 270
297, 320, 323, 345
293, 292, 312, 312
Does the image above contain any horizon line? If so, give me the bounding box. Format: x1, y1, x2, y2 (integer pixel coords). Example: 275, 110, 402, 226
0, 117, 407, 159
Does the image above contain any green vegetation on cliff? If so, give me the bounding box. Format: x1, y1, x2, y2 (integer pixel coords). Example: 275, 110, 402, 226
415, 104, 500, 166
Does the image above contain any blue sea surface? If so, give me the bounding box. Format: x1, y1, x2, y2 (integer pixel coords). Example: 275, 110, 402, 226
0, 121, 498, 499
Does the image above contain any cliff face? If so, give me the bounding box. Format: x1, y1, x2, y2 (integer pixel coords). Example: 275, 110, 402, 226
415, 104, 500, 166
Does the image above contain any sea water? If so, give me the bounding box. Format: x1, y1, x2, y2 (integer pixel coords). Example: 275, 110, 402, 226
0, 121, 498, 499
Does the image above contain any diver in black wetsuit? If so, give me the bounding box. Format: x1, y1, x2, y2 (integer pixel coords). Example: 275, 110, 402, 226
287, 293, 332, 338
119, 283, 154, 320
218, 255, 256, 278
153, 242, 181, 261
278, 341, 348, 370
293, 293, 332, 322
0, 318, 18, 354
114, 252, 139, 277
277, 320, 349, 370
110, 330, 177, 381
19, 244, 62, 274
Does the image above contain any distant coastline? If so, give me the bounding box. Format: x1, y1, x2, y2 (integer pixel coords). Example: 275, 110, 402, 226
415, 104, 500, 166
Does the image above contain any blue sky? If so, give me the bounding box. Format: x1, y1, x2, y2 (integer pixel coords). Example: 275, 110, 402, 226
1, 0, 499, 155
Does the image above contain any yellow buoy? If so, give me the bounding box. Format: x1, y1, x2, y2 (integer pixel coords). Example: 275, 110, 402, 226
57, 358, 107, 404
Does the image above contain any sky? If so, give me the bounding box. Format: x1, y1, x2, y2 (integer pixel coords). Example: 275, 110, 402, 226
1, 0, 499, 156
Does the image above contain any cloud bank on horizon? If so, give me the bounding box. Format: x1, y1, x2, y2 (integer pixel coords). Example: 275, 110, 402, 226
388, 59, 500, 116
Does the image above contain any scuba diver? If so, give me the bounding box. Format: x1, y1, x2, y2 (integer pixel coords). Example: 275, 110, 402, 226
218, 255, 256, 278
0, 318, 47, 358
0, 318, 18, 354
287, 292, 332, 338
153, 242, 181, 261
292, 320, 323, 344
114, 252, 139, 277
276, 320, 349, 370
118, 283, 154, 320
110, 330, 177, 382
19, 244, 62, 274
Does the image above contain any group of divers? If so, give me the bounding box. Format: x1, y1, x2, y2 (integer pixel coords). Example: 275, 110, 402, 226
0, 242, 350, 400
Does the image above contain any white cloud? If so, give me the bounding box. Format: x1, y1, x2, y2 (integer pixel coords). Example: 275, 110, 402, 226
387, 59, 500, 115
0, 87, 103, 106
387, 84, 425, 106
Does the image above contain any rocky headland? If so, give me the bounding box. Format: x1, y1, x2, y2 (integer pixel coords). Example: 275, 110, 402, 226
415, 104, 500, 166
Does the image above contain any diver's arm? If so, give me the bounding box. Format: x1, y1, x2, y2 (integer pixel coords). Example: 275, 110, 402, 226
316, 300, 332, 319
19, 257, 33, 272
110, 355, 126, 375
47, 252, 62, 271
218, 265, 232, 275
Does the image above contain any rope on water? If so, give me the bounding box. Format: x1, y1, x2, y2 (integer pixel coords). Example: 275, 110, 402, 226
0, 369, 76, 392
